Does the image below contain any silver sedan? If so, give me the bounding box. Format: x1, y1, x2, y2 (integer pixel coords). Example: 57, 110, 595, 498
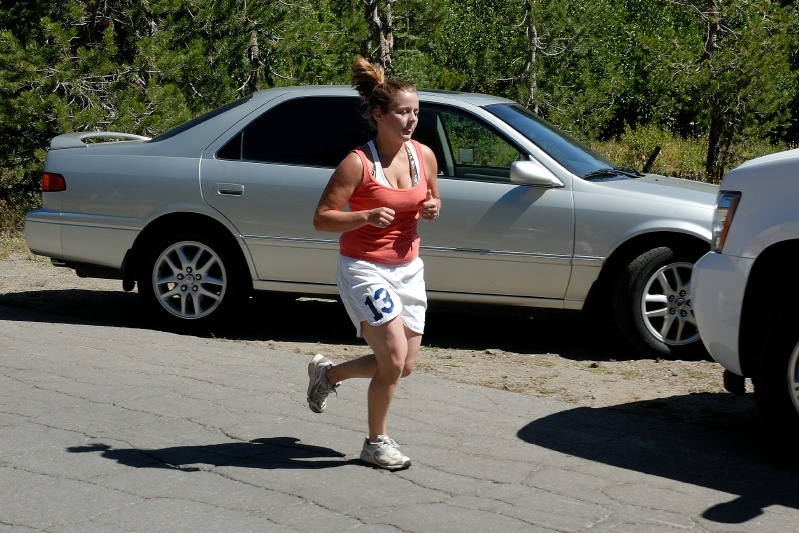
25, 85, 718, 357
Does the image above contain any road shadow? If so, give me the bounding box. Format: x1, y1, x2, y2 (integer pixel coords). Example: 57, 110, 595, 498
0, 286, 661, 362
518, 397, 799, 524
0, 288, 149, 328
67, 437, 356, 471
233, 295, 634, 360
0, 282, 726, 371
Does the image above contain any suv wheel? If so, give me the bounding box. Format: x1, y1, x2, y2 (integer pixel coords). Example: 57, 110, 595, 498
612, 246, 703, 358
756, 308, 799, 426
138, 234, 243, 332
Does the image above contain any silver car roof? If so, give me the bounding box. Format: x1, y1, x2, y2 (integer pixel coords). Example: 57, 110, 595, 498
248, 85, 515, 108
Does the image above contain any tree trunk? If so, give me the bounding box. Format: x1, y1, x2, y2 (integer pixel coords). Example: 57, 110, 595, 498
705, 105, 727, 180
701, 0, 720, 61
523, 0, 540, 114
700, 1, 725, 180
365, 0, 395, 72
243, 24, 261, 95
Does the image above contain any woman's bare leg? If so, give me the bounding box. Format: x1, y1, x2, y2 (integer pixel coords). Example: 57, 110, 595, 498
325, 316, 422, 440
362, 318, 421, 440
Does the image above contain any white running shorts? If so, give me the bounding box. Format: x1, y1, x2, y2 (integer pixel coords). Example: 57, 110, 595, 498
337, 255, 427, 337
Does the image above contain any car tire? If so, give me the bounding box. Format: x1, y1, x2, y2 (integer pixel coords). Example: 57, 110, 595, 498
138, 233, 244, 333
755, 308, 799, 427
611, 246, 703, 358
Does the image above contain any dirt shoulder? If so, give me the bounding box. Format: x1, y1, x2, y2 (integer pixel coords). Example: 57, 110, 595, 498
0, 250, 759, 428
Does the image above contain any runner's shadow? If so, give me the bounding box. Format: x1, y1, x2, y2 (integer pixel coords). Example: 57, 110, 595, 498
67, 437, 356, 470
517, 398, 799, 524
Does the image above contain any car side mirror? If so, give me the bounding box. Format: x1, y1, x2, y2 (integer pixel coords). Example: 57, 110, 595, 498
510, 160, 564, 188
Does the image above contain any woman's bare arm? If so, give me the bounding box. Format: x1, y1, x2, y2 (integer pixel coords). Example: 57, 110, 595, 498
313, 151, 395, 233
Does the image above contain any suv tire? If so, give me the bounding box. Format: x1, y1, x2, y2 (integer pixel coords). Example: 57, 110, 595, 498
756, 307, 799, 426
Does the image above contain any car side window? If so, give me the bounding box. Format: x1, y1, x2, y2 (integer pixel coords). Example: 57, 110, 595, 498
217, 96, 371, 167
415, 104, 526, 182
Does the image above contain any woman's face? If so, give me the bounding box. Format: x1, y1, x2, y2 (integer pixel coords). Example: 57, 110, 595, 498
373, 90, 419, 141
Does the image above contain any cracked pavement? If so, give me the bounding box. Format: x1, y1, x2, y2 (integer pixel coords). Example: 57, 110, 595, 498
2, 302, 799, 533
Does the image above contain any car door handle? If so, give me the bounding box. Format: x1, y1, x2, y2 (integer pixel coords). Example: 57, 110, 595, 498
216, 183, 244, 196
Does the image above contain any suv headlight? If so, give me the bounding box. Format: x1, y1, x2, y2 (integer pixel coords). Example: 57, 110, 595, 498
712, 190, 741, 253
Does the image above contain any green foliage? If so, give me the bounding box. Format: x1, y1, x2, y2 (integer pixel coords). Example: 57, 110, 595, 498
1, 0, 799, 216
593, 124, 787, 183
643, 0, 797, 178
594, 125, 709, 181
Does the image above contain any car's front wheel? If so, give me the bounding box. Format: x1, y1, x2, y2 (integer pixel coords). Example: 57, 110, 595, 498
612, 246, 704, 358
138, 234, 244, 332
756, 308, 799, 427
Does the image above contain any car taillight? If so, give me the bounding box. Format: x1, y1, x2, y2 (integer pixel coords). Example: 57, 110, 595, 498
42, 172, 66, 192
712, 190, 741, 253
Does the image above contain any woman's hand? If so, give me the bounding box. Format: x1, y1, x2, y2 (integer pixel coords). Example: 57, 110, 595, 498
420, 189, 440, 220
368, 207, 396, 228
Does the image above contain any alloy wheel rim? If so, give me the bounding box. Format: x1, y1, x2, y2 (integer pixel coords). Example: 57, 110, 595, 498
787, 340, 799, 415
152, 241, 227, 319
640, 261, 700, 346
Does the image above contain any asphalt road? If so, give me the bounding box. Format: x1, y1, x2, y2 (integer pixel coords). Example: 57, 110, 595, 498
2, 290, 799, 532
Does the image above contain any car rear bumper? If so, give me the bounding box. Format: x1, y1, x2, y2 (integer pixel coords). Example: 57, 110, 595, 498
24, 210, 63, 259
693, 251, 755, 375
25, 208, 135, 270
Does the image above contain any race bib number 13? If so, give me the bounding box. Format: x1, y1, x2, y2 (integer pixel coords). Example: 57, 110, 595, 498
364, 287, 395, 321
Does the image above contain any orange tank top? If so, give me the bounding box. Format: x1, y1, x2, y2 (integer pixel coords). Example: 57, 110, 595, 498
339, 140, 429, 265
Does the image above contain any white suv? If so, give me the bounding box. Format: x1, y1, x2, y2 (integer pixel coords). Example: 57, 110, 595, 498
693, 148, 799, 425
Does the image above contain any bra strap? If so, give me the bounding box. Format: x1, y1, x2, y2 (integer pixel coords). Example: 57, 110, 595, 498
366, 140, 420, 187
366, 140, 391, 187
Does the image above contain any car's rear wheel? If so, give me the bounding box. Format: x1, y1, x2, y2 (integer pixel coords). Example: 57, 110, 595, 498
139, 234, 243, 332
612, 246, 704, 358
755, 308, 799, 427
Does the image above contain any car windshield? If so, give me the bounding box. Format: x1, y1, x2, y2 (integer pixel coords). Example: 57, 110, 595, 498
486, 103, 616, 177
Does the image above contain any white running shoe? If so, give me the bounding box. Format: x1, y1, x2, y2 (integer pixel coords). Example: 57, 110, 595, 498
360, 435, 411, 470
307, 354, 338, 413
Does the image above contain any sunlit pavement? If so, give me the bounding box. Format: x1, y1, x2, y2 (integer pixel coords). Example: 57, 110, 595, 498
2, 303, 798, 533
